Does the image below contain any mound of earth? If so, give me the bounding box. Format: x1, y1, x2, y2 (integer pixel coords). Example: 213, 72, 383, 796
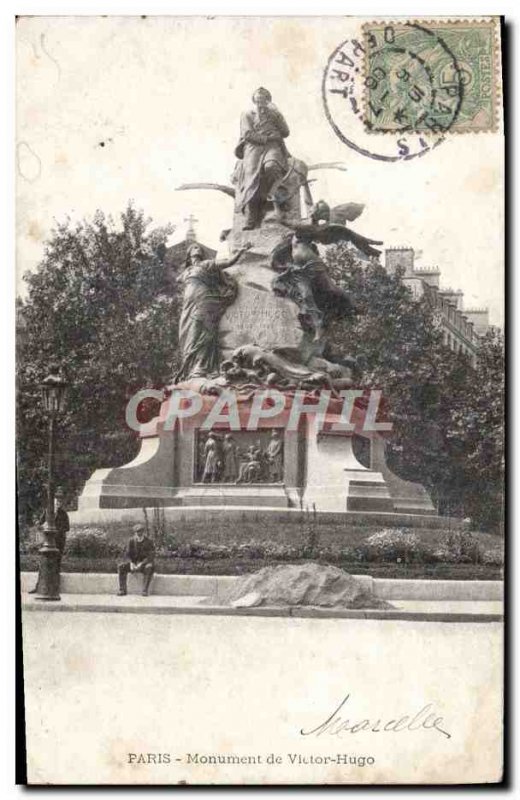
212, 563, 394, 609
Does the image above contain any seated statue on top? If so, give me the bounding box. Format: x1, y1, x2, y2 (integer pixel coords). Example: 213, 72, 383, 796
231, 87, 292, 230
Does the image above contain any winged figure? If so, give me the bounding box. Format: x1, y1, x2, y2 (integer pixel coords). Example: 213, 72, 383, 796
274, 199, 383, 261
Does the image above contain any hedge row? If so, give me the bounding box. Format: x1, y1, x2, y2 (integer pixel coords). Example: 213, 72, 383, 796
21, 526, 503, 566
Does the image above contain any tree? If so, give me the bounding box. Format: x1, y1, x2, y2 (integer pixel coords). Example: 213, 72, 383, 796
17, 226, 504, 535
17, 205, 177, 528
325, 243, 504, 531
447, 328, 505, 531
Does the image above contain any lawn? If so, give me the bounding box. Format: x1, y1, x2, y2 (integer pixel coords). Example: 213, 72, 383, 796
20, 518, 504, 581
49, 516, 502, 550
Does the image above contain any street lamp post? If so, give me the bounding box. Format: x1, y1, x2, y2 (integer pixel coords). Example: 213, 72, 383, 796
35, 370, 68, 602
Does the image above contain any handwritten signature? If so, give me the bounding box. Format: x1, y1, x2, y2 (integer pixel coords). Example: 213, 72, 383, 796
300, 694, 451, 739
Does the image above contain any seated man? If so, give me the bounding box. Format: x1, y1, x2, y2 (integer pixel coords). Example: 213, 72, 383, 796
232, 87, 290, 229
117, 524, 155, 597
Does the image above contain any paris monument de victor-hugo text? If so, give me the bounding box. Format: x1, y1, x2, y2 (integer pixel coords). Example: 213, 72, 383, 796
73, 87, 435, 520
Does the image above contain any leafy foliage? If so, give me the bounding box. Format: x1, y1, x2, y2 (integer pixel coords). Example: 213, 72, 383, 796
17, 205, 177, 526
16, 219, 504, 535
326, 244, 504, 532
21, 524, 503, 566
360, 528, 420, 563
65, 528, 121, 558
451, 329, 505, 531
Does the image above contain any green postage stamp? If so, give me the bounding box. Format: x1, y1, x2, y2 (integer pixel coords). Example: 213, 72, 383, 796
363, 19, 500, 134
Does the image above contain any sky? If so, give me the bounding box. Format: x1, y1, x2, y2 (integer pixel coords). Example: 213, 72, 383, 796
16, 15, 504, 324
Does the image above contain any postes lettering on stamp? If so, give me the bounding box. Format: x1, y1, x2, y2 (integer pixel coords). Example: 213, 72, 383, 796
362, 23, 462, 135
322, 17, 500, 163
363, 20, 500, 135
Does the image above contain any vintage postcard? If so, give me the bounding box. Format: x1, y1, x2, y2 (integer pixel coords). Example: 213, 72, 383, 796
17, 15, 504, 785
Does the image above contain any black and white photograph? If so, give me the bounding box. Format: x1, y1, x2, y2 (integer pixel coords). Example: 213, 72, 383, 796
15, 11, 504, 785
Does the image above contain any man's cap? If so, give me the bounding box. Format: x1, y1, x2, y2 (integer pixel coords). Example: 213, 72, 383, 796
133, 523, 145, 533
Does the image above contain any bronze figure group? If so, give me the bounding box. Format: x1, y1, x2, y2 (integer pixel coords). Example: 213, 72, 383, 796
197, 430, 284, 484
174, 88, 383, 391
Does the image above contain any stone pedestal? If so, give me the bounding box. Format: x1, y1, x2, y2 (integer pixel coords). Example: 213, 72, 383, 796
72, 220, 436, 527
302, 420, 394, 513
230, 217, 292, 257
74, 390, 435, 523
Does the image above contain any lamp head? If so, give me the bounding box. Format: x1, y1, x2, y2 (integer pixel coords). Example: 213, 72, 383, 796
40, 368, 68, 414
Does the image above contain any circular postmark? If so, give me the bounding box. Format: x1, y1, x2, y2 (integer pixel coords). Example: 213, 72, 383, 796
322, 21, 464, 162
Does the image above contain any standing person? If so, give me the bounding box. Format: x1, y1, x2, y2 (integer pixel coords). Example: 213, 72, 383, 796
202, 433, 221, 483
53, 488, 70, 561
222, 434, 239, 482
28, 487, 70, 594
117, 524, 155, 597
266, 429, 284, 482
174, 242, 251, 382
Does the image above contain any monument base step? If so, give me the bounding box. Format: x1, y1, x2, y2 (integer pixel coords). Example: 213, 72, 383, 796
175, 484, 292, 507
347, 479, 395, 512
69, 505, 463, 530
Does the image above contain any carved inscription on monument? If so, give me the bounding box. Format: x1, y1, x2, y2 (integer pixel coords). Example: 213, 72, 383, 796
220, 264, 302, 356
